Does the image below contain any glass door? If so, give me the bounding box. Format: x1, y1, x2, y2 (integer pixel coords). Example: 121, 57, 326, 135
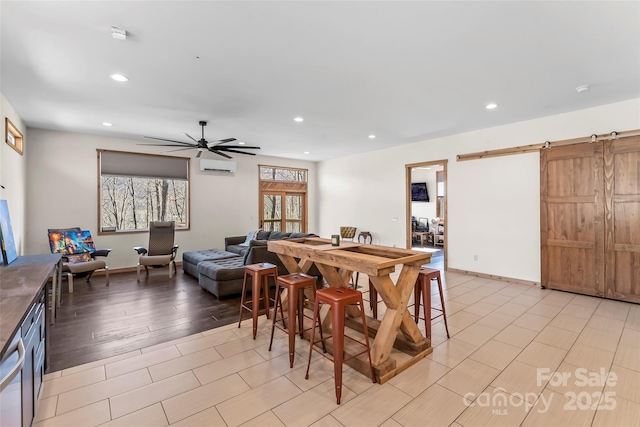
260, 191, 306, 232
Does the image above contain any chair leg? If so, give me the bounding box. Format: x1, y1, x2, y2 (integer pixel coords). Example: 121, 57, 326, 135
105, 266, 110, 285
414, 279, 421, 324
238, 271, 249, 329
268, 283, 282, 352
359, 298, 376, 384
305, 297, 321, 380
137, 263, 141, 282
67, 273, 74, 293
436, 275, 450, 338
331, 302, 345, 404
421, 277, 432, 340
169, 262, 174, 279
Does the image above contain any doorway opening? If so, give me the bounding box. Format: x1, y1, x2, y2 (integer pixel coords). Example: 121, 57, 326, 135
405, 160, 447, 270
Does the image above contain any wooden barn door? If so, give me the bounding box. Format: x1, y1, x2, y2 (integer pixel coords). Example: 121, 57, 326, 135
541, 142, 605, 296
541, 136, 640, 303
604, 136, 640, 303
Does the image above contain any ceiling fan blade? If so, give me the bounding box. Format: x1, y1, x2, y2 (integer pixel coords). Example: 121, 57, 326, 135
216, 145, 261, 150
211, 149, 232, 159
138, 143, 198, 148
183, 133, 199, 143
164, 147, 196, 153
143, 136, 194, 146
196, 150, 202, 158
215, 148, 257, 156
214, 138, 237, 144
206, 138, 236, 148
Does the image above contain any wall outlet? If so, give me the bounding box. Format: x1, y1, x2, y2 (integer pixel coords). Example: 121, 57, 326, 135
474, 255, 478, 261
391, 216, 398, 222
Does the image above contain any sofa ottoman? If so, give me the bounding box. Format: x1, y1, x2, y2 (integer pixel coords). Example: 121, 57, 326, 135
182, 249, 240, 277
197, 257, 247, 298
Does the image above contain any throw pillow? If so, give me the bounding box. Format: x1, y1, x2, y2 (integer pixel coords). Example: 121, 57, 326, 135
239, 229, 261, 246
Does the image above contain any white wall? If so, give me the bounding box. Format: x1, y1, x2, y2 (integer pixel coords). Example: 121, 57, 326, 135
0, 93, 28, 254
318, 98, 640, 282
25, 129, 317, 269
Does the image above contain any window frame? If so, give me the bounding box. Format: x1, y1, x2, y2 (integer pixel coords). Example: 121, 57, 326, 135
258, 165, 308, 233
5, 118, 24, 155
97, 149, 191, 235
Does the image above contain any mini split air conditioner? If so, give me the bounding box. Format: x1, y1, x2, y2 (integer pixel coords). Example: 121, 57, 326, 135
199, 159, 237, 173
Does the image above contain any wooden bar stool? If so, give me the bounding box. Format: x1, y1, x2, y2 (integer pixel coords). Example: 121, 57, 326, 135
238, 262, 278, 339
414, 267, 450, 339
269, 273, 318, 368
305, 287, 376, 404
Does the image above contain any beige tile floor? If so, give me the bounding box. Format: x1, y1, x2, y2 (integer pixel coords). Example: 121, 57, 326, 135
35, 271, 640, 427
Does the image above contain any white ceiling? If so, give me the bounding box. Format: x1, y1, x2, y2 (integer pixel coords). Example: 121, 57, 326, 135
2, 1, 639, 162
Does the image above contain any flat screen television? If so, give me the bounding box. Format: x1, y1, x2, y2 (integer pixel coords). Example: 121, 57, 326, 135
411, 182, 429, 202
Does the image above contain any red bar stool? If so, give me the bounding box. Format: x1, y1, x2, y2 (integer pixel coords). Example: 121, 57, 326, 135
238, 262, 278, 339
305, 287, 376, 404
414, 267, 450, 339
269, 273, 318, 368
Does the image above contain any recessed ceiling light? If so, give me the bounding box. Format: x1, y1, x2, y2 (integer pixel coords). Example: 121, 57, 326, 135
368, 135, 376, 139
110, 73, 128, 82
110, 26, 127, 41
238, 141, 245, 145
294, 117, 304, 122
486, 103, 498, 110
102, 122, 112, 127
304, 151, 310, 154
576, 85, 590, 93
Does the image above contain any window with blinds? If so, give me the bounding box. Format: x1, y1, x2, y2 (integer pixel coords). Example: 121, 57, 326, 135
98, 150, 190, 233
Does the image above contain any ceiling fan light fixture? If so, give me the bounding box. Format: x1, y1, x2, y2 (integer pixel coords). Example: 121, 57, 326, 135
368, 135, 376, 139
102, 122, 112, 127
486, 103, 498, 110
576, 85, 590, 93
304, 151, 310, 154
294, 117, 304, 122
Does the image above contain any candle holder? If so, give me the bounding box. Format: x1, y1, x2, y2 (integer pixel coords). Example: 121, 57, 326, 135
331, 235, 340, 246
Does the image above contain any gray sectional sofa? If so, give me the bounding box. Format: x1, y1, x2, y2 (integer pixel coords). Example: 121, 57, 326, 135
183, 231, 318, 298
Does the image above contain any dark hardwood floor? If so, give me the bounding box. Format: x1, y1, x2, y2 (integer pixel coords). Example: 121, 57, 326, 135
48, 269, 248, 373
48, 250, 445, 373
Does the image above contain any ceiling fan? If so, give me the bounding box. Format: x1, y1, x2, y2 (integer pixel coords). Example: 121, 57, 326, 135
140, 121, 260, 158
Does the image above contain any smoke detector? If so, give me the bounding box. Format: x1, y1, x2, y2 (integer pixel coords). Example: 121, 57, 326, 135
111, 26, 127, 41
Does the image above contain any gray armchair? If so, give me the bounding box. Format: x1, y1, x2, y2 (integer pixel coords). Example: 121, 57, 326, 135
134, 221, 179, 281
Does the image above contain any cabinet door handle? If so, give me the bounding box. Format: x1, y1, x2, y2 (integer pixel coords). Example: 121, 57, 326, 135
0, 337, 25, 392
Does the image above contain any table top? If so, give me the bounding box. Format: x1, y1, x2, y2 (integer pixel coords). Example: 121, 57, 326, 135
0, 254, 60, 358
268, 237, 431, 277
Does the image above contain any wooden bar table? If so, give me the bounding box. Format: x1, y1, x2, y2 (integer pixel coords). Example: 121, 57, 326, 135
268, 237, 432, 383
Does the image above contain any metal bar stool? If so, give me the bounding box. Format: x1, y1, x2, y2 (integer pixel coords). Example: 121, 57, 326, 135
269, 273, 319, 368
238, 262, 278, 339
305, 287, 376, 404
368, 268, 449, 339
414, 267, 450, 339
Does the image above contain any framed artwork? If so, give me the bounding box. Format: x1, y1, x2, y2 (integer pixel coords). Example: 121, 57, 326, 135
0, 200, 18, 265
64, 230, 96, 254
47, 229, 96, 265
5, 118, 24, 155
